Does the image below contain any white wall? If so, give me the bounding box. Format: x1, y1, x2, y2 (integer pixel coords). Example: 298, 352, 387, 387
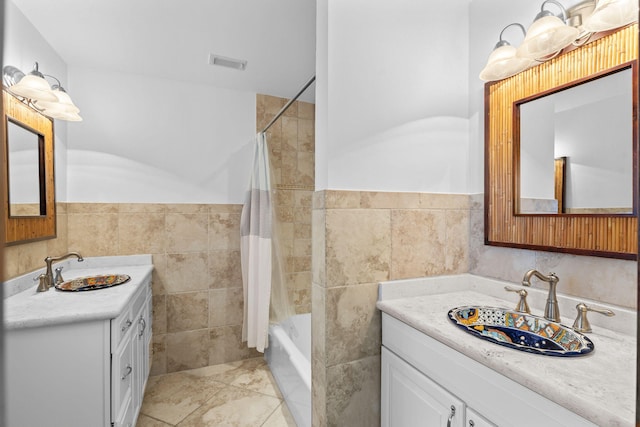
66, 67, 256, 203
317, 0, 472, 193
315, 0, 329, 189
5, 0, 258, 205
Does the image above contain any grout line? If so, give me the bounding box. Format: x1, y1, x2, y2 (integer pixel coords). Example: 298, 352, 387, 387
172, 386, 226, 426
259, 401, 287, 427
137, 413, 176, 426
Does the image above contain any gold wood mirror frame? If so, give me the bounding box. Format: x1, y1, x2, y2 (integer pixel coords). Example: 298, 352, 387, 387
485, 24, 638, 260
2, 89, 56, 244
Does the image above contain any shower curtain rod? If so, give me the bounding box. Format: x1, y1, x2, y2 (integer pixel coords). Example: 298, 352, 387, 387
261, 75, 316, 133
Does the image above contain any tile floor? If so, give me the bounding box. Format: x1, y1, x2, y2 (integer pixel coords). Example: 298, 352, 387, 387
136, 357, 297, 427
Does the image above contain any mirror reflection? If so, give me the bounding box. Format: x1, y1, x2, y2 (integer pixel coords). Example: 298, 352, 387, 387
518, 67, 633, 214
7, 118, 44, 217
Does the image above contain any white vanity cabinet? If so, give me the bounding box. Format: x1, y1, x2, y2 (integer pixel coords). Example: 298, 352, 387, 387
381, 314, 597, 427
5, 275, 152, 427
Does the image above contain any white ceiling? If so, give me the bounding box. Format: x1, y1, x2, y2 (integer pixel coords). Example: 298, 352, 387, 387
9, 0, 317, 102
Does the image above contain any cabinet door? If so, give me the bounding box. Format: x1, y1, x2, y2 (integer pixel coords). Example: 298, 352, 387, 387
113, 333, 134, 420
465, 408, 496, 427
382, 347, 463, 427
132, 296, 149, 409
6, 321, 111, 427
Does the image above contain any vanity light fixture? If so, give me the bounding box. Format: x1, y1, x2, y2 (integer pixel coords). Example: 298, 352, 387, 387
4, 63, 57, 103
479, 23, 538, 82
516, 0, 581, 61
582, 0, 639, 33
481, 0, 637, 82
3, 62, 82, 122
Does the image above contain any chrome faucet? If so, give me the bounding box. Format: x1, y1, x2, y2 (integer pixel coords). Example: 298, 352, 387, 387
521, 269, 560, 322
43, 252, 84, 291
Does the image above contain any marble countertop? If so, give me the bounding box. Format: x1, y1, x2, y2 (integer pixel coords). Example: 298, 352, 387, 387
377, 274, 636, 427
4, 254, 153, 330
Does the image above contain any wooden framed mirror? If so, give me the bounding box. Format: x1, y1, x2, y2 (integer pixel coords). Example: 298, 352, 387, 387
485, 24, 638, 260
2, 89, 56, 244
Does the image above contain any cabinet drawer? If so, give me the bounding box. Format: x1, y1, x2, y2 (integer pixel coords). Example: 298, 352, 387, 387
111, 280, 151, 348
112, 337, 134, 419
112, 307, 134, 348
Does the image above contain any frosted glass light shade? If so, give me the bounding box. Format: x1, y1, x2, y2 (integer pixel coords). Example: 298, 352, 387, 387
38, 104, 83, 121
517, 15, 580, 59
34, 89, 82, 121
7, 74, 58, 102
480, 45, 537, 81
582, 0, 638, 32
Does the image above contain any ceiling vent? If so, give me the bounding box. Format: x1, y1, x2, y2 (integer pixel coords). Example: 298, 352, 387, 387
208, 54, 247, 71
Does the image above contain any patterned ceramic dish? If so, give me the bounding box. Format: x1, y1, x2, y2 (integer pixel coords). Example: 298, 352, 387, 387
448, 306, 594, 357
55, 274, 131, 292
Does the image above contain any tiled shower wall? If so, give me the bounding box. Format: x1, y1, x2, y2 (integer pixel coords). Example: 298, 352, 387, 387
257, 94, 315, 314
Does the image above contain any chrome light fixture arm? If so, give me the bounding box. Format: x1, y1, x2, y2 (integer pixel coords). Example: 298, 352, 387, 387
536, 0, 569, 22
495, 23, 527, 49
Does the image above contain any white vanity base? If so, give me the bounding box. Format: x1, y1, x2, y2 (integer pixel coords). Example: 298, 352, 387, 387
377, 274, 635, 427
4, 255, 153, 427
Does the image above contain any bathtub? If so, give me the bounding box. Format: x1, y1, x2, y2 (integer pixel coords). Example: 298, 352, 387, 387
265, 313, 311, 427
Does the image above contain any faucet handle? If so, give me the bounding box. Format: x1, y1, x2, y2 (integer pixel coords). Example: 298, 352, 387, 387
504, 286, 531, 314
572, 302, 615, 333
34, 273, 49, 292
54, 267, 64, 285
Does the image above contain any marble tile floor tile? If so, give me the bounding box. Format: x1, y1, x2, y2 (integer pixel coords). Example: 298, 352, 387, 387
136, 357, 297, 427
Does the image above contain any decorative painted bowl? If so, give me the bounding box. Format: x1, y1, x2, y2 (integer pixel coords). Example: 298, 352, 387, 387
55, 274, 131, 292
448, 306, 594, 357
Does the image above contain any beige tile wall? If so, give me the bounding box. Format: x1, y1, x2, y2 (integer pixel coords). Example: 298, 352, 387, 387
312, 190, 471, 426
312, 190, 636, 427
4, 202, 259, 376
257, 94, 315, 314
